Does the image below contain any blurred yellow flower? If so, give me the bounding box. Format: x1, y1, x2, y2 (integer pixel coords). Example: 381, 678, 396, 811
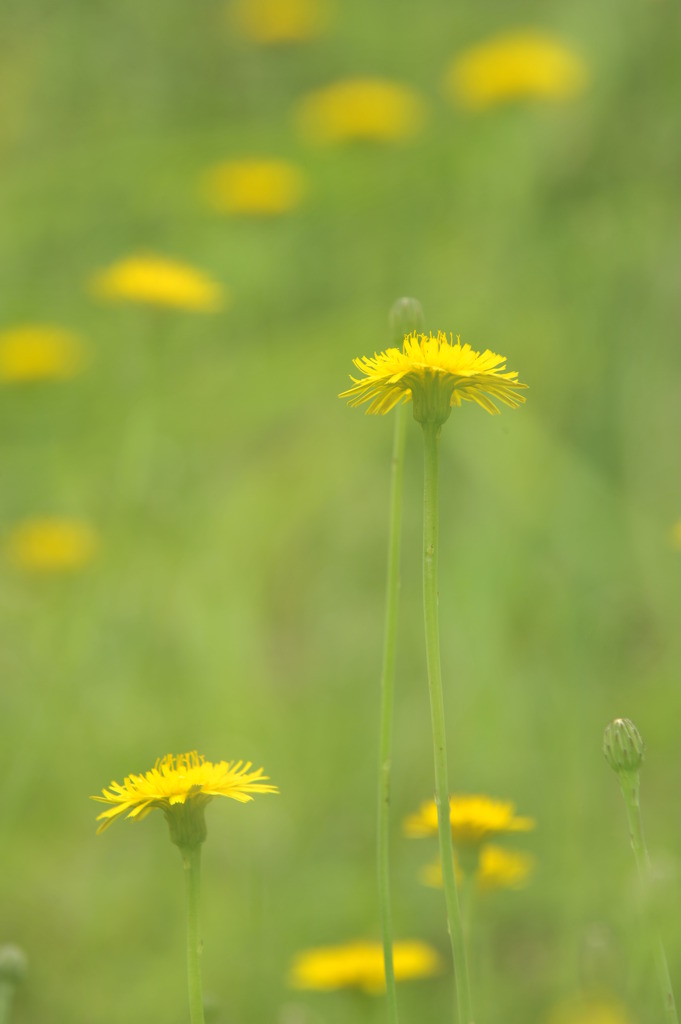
546, 995, 635, 1024
421, 843, 534, 891
0, 325, 86, 382
92, 751, 278, 840
229, 0, 331, 44
288, 939, 442, 994
671, 518, 681, 550
404, 795, 535, 846
6, 518, 97, 572
91, 255, 226, 311
201, 158, 306, 216
340, 331, 526, 424
295, 78, 425, 145
445, 31, 588, 110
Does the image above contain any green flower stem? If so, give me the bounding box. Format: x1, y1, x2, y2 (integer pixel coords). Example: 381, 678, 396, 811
377, 403, 408, 1024
619, 772, 678, 1024
182, 845, 206, 1024
0, 983, 14, 1024
421, 421, 474, 1024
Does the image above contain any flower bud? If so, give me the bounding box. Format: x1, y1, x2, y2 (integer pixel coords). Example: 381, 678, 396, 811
603, 718, 645, 775
389, 297, 425, 344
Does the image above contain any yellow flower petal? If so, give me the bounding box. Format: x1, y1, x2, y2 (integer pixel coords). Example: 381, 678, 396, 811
288, 940, 442, 993
341, 332, 526, 424
92, 752, 278, 835
445, 31, 588, 110
295, 78, 426, 145
404, 794, 535, 846
6, 519, 98, 572
0, 326, 87, 382
201, 158, 305, 216
91, 254, 226, 311
229, 0, 331, 45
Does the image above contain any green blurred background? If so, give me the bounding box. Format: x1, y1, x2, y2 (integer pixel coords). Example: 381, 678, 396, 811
2, 0, 681, 1021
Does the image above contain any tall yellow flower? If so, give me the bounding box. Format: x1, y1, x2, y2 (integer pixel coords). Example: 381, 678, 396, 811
94, 752, 277, 1024
404, 795, 535, 846
340, 331, 526, 425
229, 0, 331, 44
201, 158, 305, 216
6, 518, 97, 572
0, 325, 86, 382
421, 844, 534, 891
445, 30, 588, 110
91, 254, 226, 311
295, 78, 425, 145
288, 940, 442, 994
93, 751, 278, 846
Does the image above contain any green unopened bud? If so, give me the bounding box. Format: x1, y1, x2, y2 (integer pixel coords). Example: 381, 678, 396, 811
603, 718, 645, 775
389, 297, 425, 344
0, 945, 28, 986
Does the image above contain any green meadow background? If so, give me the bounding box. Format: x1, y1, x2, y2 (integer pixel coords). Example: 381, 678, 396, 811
2, 0, 681, 1021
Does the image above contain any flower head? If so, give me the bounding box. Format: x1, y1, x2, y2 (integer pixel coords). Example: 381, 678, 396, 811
295, 78, 425, 145
603, 718, 645, 776
340, 331, 526, 426
288, 940, 442, 994
421, 843, 534, 892
201, 158, 305, 216
91, 255, 226, 311
445, 31, 588, 110
229, 0, 331, 45
93, 751, 278, 848
6, 518, 97, 572
0, 325, 86, 382
404, 795, 535, 847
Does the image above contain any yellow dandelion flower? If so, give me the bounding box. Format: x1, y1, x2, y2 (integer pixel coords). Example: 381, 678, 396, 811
229, 0, 331, 44
340, 331, 526, 426
201, 158, 306, 216
404, 795, 535, 846
445, 30, 588, 110
295, 77, 425, 145
288, 939, 442, 994
91, 254, 226, 312
6, 518, 97, 572
671, 518, 681, 551
421, 843, 534, 891
0, 325, 87, 382
92, 751, 278, 847
546, 995, 635, 1024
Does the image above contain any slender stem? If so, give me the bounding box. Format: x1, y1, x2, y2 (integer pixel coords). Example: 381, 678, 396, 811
421, 421, 474, 1024
619, 773, 678, 1024
182, 845, 206, 1024
0, 983, 14, 1024
377, 404, 408, 1024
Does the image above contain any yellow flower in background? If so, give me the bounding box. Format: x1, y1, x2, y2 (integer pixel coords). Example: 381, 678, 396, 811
421, 844, 534, 891
91, 255, 226, 311
229, 0, 331, 44
445, 31, 588, 110
546, 995, 635, 1024
340, 331, 526, 424
0, 325, 86, 382
288, 939, 442, 994
295, 78, 425, 145
6, 518, 97, 572
202, 158, 306, 216
671, 519, 681, 550
404, 795, 535, 846
92, 751, 278, 843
